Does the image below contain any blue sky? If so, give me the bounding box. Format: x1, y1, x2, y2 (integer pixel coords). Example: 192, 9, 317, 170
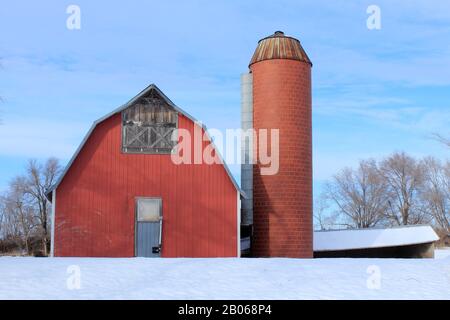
0, 1, 449, 198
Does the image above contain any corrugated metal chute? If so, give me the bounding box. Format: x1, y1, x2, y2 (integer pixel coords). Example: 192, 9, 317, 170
241, 72, 253, 226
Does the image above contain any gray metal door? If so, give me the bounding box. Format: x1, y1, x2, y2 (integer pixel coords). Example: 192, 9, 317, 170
135, 198, 162, 257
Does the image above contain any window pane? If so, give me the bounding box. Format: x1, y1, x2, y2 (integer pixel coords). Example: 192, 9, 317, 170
138, 199, 161, 222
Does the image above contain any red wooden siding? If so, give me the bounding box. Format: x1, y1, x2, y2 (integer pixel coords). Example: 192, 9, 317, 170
54, 113, 238, 257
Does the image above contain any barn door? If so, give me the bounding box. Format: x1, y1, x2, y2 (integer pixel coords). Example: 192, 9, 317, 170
135, 198, 162, 257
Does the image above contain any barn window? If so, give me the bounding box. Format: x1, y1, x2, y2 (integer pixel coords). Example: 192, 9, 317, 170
137, 198, 162, 222
122, 89, 178, 154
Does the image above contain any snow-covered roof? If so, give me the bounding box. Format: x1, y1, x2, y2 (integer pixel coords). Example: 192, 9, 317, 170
313, 225, 439, 252
46, 84, 245, 200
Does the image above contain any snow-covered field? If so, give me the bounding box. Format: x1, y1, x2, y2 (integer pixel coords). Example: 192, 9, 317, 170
0, 253, 449, 300
435, 248, 450, 260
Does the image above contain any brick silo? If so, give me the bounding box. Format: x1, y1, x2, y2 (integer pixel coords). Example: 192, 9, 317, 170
249, 31, 313, 258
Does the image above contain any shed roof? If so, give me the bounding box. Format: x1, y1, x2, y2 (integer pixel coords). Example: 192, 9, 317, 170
46, 84, 245, 200
313, 225, 439, 252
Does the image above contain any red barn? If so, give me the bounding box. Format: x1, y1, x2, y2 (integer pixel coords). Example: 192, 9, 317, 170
47, 84, 242, 258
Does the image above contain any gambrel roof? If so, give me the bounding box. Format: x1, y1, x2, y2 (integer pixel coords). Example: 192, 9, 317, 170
47, 84, 244, 200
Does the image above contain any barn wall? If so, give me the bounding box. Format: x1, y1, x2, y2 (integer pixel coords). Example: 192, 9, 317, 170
54, 113, 238, 257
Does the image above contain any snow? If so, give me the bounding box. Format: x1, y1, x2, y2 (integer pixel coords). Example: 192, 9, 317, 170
435, 248, 450, 260
0, 256, 449, 299
314, 225, 439, 252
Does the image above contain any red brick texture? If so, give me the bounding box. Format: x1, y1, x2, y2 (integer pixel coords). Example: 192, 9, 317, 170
251, 59, 313, 258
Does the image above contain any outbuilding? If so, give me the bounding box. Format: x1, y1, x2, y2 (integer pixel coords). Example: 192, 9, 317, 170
313, 225, 439, 258
47, 84, 242, 258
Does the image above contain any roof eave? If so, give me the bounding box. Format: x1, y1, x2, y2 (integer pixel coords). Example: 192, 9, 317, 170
48, 84, 245, 201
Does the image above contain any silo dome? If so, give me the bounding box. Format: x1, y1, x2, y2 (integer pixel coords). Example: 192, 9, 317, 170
249, 31, 312, 67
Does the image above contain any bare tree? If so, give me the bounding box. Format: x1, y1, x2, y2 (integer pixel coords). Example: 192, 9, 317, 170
22, 158, 61, 256
431, 133, 450, 148
325, 159, 388, 228
0, 196, 5, 238
2, 177, 37, 253
379, 152, 428, 226
422, 157, 449, 233
0, 158, 61, 256
313, 193, 337, 230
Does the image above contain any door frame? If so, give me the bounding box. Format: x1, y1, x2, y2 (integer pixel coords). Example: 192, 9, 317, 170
134, 197, 163, 257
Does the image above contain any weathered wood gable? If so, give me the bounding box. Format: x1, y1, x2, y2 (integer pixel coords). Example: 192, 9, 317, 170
122, 89, 178, 154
